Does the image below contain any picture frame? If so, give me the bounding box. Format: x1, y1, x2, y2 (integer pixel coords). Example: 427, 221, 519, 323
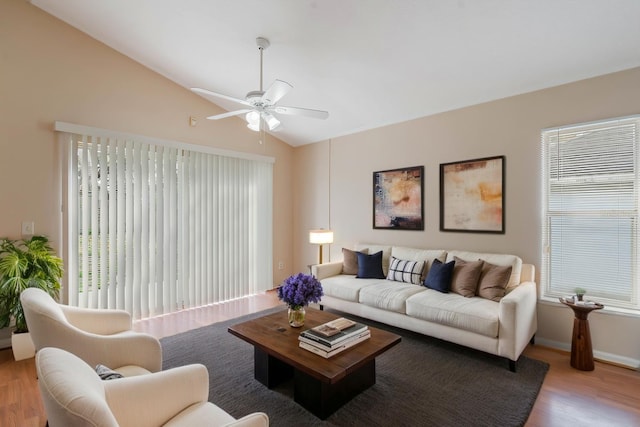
440, 156, 505, 233
373, 165, 424, 230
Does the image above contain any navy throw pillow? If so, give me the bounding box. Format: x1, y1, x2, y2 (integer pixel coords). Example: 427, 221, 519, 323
356, 251, 386, 279
424, 259, 455, 293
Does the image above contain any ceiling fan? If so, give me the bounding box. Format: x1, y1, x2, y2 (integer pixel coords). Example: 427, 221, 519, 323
191, 37, 329, 132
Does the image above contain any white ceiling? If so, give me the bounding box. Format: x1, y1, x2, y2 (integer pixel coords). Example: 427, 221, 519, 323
31, 0, 640, 147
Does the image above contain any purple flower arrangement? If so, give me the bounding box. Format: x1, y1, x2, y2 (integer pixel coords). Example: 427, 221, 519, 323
277, 273, 324, 310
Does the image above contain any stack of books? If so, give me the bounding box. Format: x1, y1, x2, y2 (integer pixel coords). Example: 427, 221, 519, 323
299, 317, 370, 358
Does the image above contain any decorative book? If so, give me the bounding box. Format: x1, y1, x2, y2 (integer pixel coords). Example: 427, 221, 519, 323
312, 317, 356, 337
300, 329, 371, 353
300, 320, 368, 348
299, 330, 371, 358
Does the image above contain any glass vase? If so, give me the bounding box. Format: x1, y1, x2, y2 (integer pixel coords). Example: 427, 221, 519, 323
288, 306, 305, 327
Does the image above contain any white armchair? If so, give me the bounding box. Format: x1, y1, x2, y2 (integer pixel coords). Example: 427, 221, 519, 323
21, 287, 161, 376
36, 347, 269, 427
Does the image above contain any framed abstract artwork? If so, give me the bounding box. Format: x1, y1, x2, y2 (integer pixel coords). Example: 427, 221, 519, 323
373, 165, 424, 230
440, 156, 505, 233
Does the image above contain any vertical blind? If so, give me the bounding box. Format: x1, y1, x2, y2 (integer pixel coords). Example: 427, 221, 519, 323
58, 123, 273, 320
541, 115, 640, 310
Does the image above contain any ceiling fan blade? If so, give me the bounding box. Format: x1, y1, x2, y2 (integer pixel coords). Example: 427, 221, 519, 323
206, 109, 252, 120
262, 80, 292, 105
272, 105, 329, 120
191, 87, 250, 106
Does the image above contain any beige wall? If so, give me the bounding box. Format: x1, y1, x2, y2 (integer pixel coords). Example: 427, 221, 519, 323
3, 0, 639, 367
0, 1, 295, 298
294, 67, 640, 368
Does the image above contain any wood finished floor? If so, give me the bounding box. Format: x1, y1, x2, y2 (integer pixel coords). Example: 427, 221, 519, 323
1, 290, 638, 427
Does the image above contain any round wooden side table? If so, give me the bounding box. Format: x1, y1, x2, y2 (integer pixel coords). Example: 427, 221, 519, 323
559, 298, 604, 371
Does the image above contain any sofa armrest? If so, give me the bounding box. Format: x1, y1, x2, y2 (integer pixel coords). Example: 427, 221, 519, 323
498, 281, 538, 361
60, 304, 132, 334
106, 364, 209, 426
519, 263, 535, 284
311, 261, 343, 280
222, 413, 270, 427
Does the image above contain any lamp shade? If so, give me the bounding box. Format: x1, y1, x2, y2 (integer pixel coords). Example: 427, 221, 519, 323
309, 229, 334, 244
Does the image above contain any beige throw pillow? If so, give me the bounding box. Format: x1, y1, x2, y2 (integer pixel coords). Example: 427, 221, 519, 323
477, 261, 512, 301
342, 248, 367, 275
450, 257, 484, 297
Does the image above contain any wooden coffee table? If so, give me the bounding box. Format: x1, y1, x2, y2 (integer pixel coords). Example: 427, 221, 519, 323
228, 307, 401, 419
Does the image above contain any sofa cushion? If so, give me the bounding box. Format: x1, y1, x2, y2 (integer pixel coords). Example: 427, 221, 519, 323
446, 250, 522, 291
320, 275, 385, 302
423, 259, 455, 293
386, 256, 425, 285
356, 251, 386, 279
477, 261, 512, 301
406, 291, 500, 337
342, 247, 367, 275
450, 257, 483, 297
359, 282, 427, 313
356, 244, 392, 275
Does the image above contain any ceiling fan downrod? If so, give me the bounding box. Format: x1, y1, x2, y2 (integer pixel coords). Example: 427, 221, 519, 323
256, 37, 270, 92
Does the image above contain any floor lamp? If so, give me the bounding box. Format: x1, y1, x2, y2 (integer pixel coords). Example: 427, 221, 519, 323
309, 229, 334, 264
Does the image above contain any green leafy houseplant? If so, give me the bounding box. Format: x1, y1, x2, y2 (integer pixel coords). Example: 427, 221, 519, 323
0, 236, 63, 333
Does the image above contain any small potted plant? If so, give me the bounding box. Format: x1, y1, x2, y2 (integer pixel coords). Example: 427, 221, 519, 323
574, 287, 587, 301
277, 273, 323, 327
0, 235, 63, 360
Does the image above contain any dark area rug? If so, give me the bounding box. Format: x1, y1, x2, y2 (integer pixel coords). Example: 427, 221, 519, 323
161, 307, 548, 427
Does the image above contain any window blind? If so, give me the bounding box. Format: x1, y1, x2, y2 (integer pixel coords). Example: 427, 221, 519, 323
541, 116, 640, 310
58, 123, 273, 320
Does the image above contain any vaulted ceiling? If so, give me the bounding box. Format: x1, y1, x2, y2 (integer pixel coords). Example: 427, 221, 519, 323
31, 0, 640, 146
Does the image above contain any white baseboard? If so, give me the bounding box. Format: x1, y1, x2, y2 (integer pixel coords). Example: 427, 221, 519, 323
536, 338, 640, 370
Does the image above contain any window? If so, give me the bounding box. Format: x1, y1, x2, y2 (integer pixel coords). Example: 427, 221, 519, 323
541, 115, 640, 311
57, 122, 273, 320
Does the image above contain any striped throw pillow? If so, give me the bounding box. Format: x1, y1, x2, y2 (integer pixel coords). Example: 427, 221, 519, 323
386, 256, 425, 285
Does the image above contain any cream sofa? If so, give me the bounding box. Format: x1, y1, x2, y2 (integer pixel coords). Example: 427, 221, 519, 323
311, 244, 537, 371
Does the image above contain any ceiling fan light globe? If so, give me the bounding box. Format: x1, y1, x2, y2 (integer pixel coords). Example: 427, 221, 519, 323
264, 114, 281, 131
245, 110, 261, 132
246, 110, 260, 123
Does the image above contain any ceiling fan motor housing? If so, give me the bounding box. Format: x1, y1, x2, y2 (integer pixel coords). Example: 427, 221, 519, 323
256, 37, 270, 50
246, 90, 267, 108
